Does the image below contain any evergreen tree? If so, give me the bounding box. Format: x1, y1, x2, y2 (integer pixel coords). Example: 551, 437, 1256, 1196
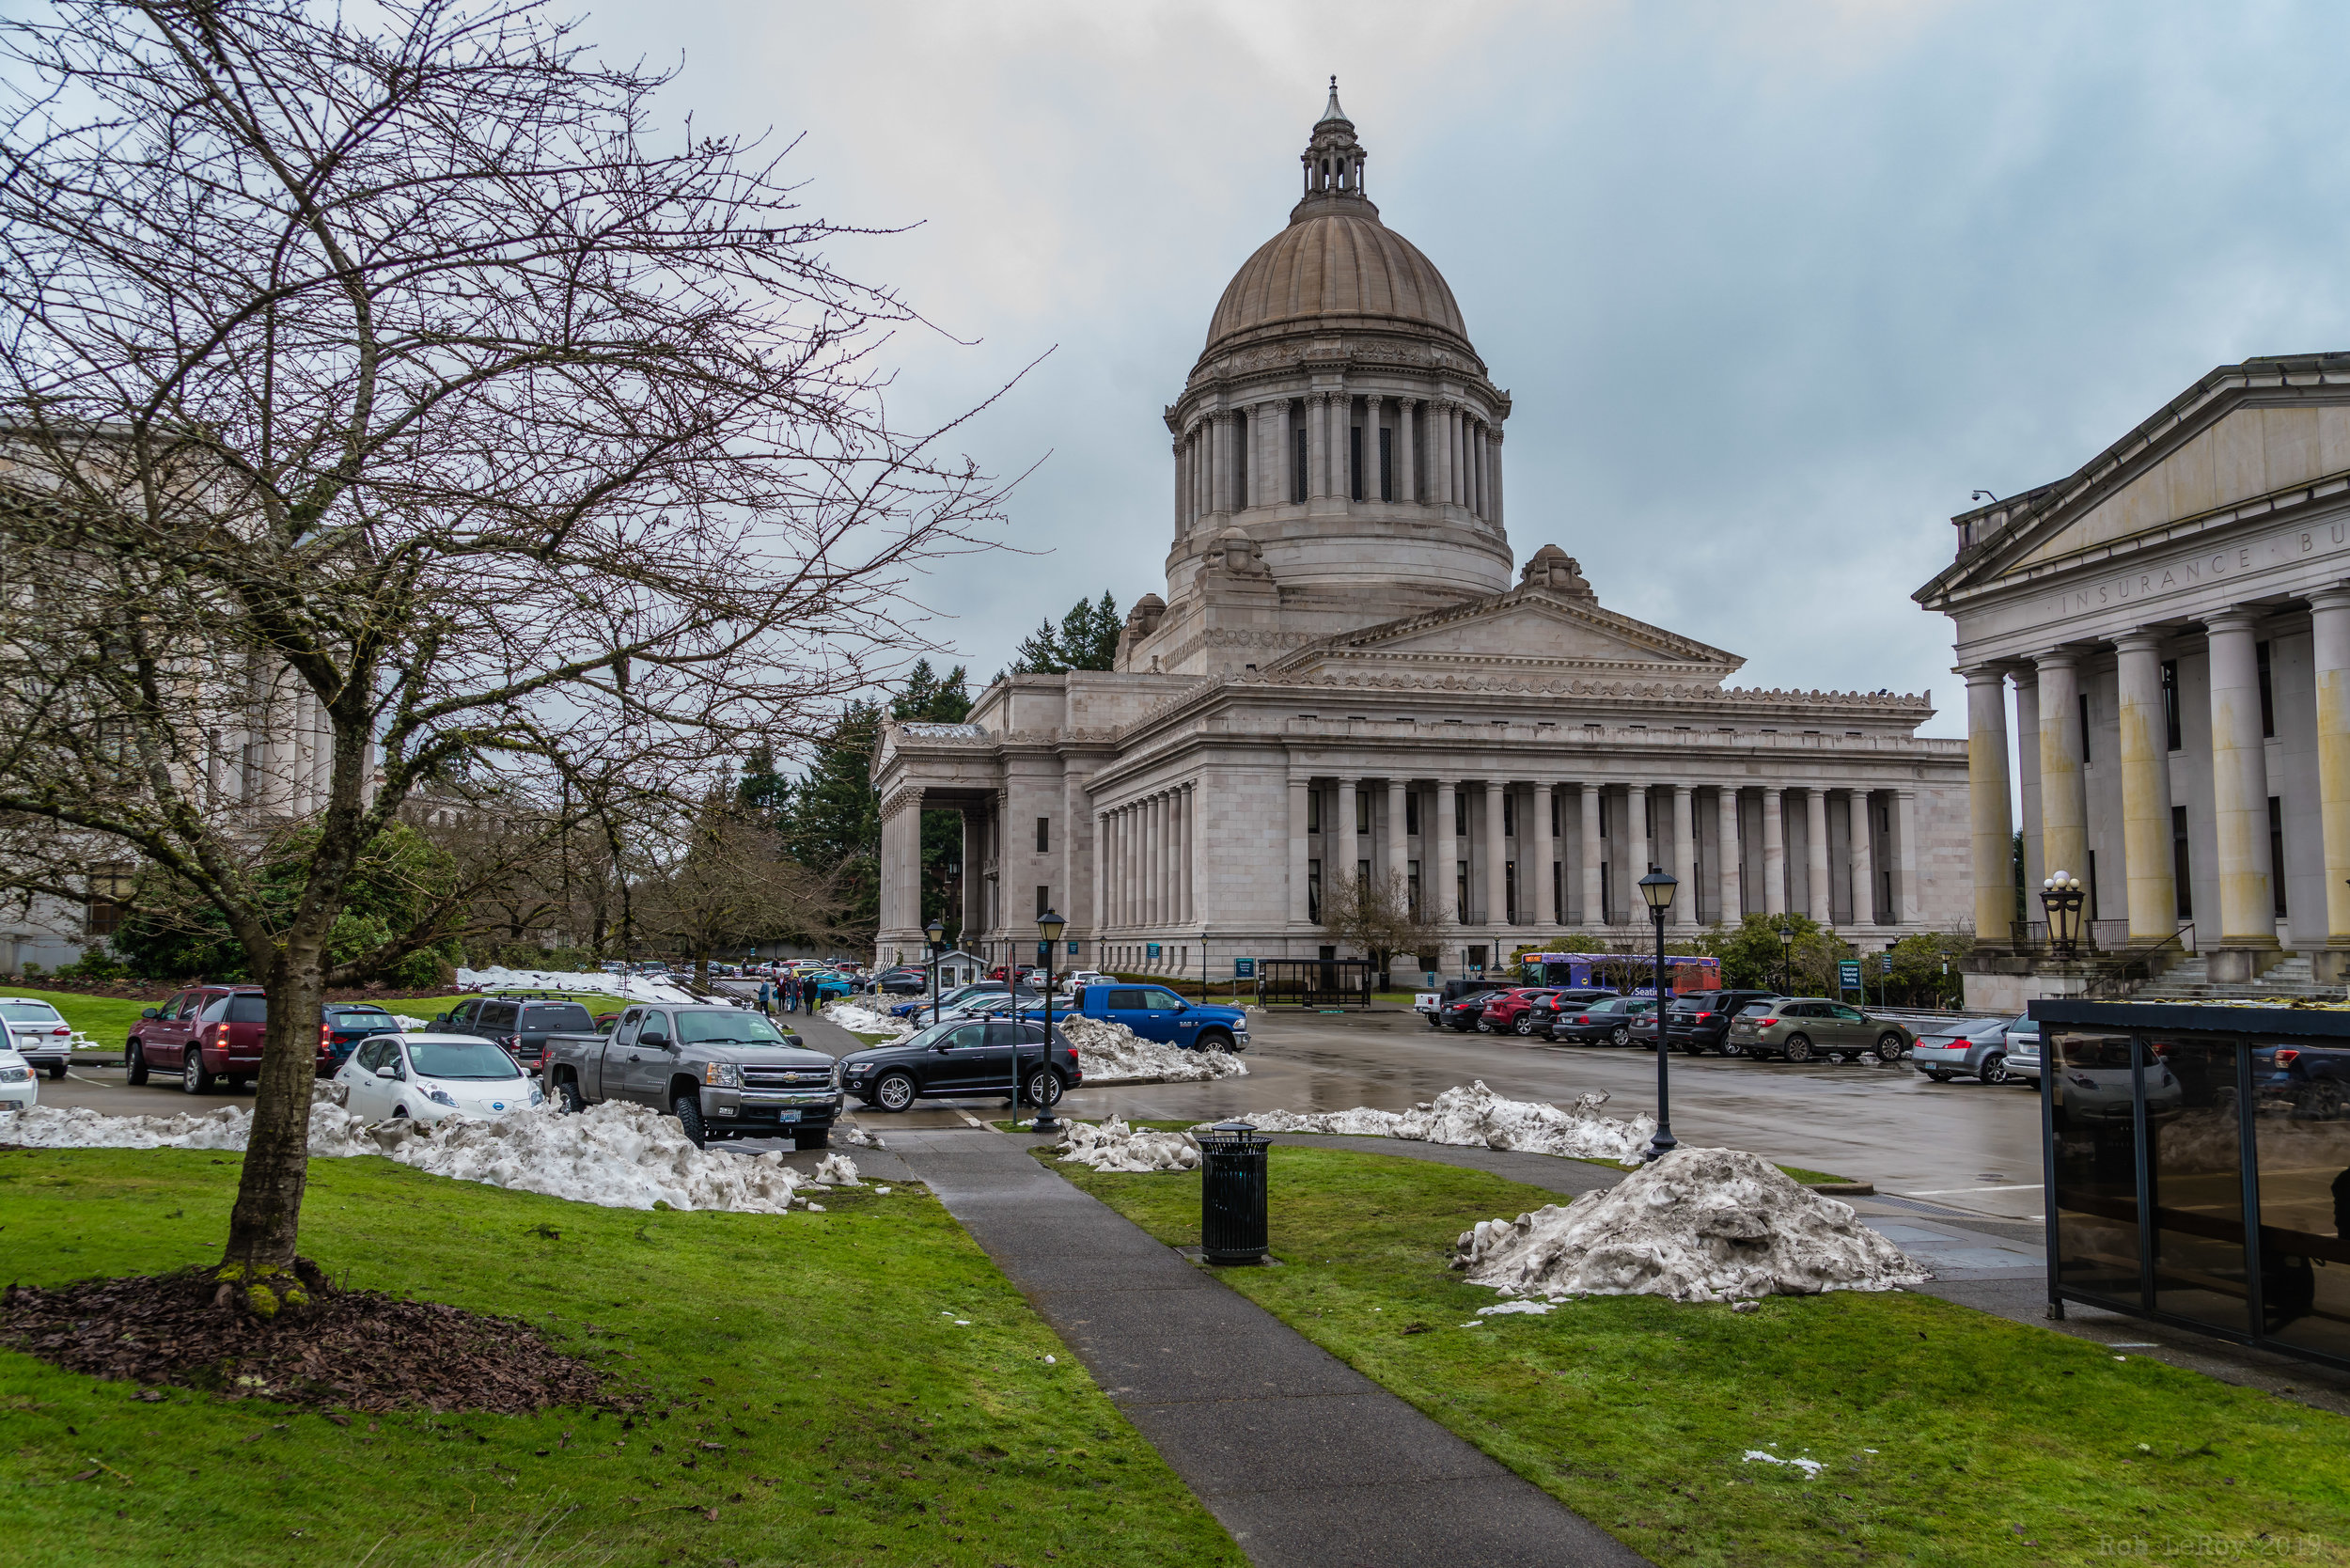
737, 742, 790, 820
777, 700, 884, 936
1008, 591, 1120, 674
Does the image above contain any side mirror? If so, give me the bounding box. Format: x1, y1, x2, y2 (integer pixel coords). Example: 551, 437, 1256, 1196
639, 1030, 669, 1048
140, 1008, 159, 1020
432, 1014, 449, 1027
374, 1065, 396, 1079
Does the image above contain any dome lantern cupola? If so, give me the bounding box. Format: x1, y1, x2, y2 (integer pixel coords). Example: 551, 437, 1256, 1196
1297, 77, 1372, 217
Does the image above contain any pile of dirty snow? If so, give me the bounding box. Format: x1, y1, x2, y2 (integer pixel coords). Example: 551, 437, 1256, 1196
1055, 1116, 1201, 1172
1228, 1080, 1651, 1162
1451, 1147, 1930, 1304
0, 1090, 823, 1215
822, 1000, 916, 1041
455, 965, 702, 1004
1056, 1014, 1248, 1083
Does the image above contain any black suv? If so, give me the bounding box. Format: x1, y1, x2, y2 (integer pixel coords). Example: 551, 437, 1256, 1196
1662, 990, 1784, 1056
838, 1016, 1081, 1112
1435, 985, 1508, 1031
434, 995, 599, 1073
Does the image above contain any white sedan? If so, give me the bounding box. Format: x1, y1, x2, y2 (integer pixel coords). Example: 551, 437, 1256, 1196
336, 1031, 542, 1124
0, 1046, 39, 1111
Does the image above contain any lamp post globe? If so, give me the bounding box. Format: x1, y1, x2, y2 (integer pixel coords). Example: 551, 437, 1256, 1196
2039, 870, 2086, 959
1777, 919, 1796, 997
1637, 865, 1679, 1163
1029, 909, 1066, 1135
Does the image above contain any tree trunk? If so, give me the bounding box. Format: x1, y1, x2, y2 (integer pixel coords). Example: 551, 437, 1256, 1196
693, 949, 711, 993
218, 940, 326, 1314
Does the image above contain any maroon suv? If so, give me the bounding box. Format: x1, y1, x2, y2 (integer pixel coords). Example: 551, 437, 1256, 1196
1477, 987, 1559, 1036
125, 985, 267, 1093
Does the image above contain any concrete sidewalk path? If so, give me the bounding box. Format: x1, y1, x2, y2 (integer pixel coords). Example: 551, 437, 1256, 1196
888, 1127, 1650, 1568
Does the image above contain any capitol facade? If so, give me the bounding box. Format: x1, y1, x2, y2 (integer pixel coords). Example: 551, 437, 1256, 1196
871, 86, 1972, 976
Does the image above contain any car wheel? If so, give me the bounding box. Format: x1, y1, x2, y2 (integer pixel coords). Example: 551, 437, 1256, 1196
47, 1062, 67, 1080
1513, 1015, 1536, 1037
1876, 1033, 1905, 1062
556, 1075, 587, 1114
1782, 1034, 1814, 1063
873, 1071, 917, 1112
1719, 1038, 1745, 1058
1927, 1070, 1954, 1083
672, 1092, 708, 1148
182, 1050, 215, 1094
227, 1075, 249, 1090
1609, 1025, 1630, 1047
393, 1104, 410, 1119
1198, 1029, 1235, 1052
1980, 1052, 2010, 1086
1476, 1019, 1494, 1033
1024, 1068, 1064, 1108
125, 1041, 149, 1086
1678, 1040, 1707, 1056
1425, 1015, 1442, 1029
792, 1125, 830, 1151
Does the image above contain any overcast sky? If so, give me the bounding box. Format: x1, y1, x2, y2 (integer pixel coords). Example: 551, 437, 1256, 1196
590, 2, 2350, 737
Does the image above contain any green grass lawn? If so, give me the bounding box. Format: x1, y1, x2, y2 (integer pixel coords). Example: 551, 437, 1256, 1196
1049, 1143, 2350, 1567
0, 1151, 1244, 1568
5, 988, 157, 1048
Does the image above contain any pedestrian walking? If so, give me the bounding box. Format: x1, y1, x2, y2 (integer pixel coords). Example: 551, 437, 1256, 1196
785, 975, 800, 1013
757, 979, 772, 1016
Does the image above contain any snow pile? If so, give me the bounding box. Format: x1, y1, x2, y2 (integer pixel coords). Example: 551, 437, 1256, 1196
1450, 1147, 1930, 1304
0, 1093, 822, 1215
823, 1000, 915, 1041
1230, 1080, 1653, 1163
1056, 1014, 1248, 1083
812, 1152, 862, 1186
391, 1014, 431, 1031
841, 1123, 886, 1151
1054, 1116, 1201, 1172
455, 965, 702, 1004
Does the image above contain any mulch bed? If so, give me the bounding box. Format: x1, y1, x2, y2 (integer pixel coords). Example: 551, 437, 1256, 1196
1, 1261, 635, 1415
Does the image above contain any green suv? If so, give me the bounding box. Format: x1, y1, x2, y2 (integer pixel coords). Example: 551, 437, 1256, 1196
1724, 997, 1914, 1064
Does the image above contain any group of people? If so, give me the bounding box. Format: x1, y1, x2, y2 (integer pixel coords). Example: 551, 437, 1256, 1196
756, 973, 811, 1015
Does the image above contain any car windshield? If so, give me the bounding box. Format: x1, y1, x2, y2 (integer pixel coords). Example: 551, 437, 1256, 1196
407, 1040, 523, 1079
1737, 1002, 1778, 1016
327, 1009, 390, 1027
674, 1011, 791, 1045
203, 995, 268, 1023
0, 1002, 63, 1023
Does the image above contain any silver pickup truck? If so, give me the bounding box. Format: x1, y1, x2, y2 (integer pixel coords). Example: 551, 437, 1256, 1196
541, 1001, 841, 1150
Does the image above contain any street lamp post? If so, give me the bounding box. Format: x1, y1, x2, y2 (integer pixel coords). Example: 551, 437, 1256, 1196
1200, 925, 1210, 1004
1777, 919, 1796, 996
925, 917, 945, 1027
1028, 908, 1066, 1135
2040, 871, 2086, 959
1639, 863, 1680, 1163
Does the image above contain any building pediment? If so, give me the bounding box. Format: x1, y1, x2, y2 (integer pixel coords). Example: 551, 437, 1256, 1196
1922, 353, 2350, 605
1263, 584, 1743, 682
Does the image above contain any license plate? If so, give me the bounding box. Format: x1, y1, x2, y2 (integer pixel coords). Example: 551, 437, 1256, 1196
778, 1109, 800, 1122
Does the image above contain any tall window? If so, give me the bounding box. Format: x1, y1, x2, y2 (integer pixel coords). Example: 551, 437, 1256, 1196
1504, 863, 1518, 924
2161, 659, 2182, 751
1405, 791, 1419, 836
2086, 851, 2100, 922
1378, 427, 1394, 501
1035, 816, 1050, 854
1553, 862, 1564, 924
86, 862, 133, 937
1292, 425, 1308, 504
2269, 796, 2288, 916
1456, 859, 1469, 922
1357, 857, 1371, 886
1407, 860, 1421, 920
1349, 424, 1364, 501
2257, 640, 2276, 738
1306, 790, 1321, 833
1551, 792, 1561, 837
1308, 859, 1322, 923
1600, 861, 1613, 922
1502, 792, 1514, 836
1355, 790, 1370, 835
1232, 410, 1247, 504
2078, 693, 2092, 763
2172, 805, 2192, 917
1455, 791, 1468, 836
1036, 884, 1050, 918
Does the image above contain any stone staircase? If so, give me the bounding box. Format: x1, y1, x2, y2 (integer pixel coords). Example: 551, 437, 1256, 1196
2127, 954, 2346, 1002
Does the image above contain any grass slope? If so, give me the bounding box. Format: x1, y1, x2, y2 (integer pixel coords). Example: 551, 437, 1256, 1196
5, 988, 155, 1048
1051, 1143, 2350, 1567
0, 1150, 1243, 1568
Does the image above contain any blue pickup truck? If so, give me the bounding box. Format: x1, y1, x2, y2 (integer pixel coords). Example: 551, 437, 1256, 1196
1071, 983, 1248, 1052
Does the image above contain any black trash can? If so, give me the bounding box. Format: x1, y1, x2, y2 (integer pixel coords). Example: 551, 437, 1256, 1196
1198, 1121, 1270, 1263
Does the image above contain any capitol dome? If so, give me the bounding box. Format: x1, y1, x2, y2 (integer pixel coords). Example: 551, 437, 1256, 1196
1204, 209, 1470, 357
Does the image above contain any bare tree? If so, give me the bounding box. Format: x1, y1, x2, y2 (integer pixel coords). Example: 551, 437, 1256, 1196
0, 1, 1016, 1309
636, 795, 848, 991
1319, 870, 1442, 990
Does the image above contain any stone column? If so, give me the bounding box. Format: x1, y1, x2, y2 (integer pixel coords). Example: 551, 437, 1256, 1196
1531, 783, 1555, 925
1490, 428, 1505, 528
1092, 812, 1107, 939
1484, 779, 1510, 925
1434, 403, 1453, 510
1400, 400, 1418, 503
1716, 787, 1743, 921
2036, 651, 2089, 889
1761, 786, 1788, 916
1139, 794, 1155, 929
2115, 629, 2178, 946
2315, 588, 2350, 980
1895, 788, 1921, 925
1476, 422, 1490, 519
1851, 792, 1876, 926
1179, 786, 1194, 924
1806, 788, 1832, 924
2207, 609, 2279, 974
1307, 394, 1330, 501
1626, 783, 1651, 901
1386, 778, 1410, 894
2014, 667, 2044, 894
1171, 440, 1185, 537
1336, 777, 1359, 896
1435, 781, 1459, 924
1290, 777, 1312, 923
1965, 666, 2015, 946
1579, 783, 1603, 927
1672, 784, 1697, 930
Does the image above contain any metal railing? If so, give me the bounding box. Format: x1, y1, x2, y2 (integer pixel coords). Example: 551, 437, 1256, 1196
2082, 923, 2196, 1000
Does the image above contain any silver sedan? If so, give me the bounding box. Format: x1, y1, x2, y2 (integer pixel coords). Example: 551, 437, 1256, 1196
1911, 1015, 2033, 1085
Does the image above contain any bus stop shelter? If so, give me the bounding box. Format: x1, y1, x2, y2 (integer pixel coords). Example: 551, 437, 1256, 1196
1257, 959, 1373, 1009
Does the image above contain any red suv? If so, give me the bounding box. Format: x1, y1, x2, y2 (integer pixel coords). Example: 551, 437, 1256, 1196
125, 986, 267, 1093
1477, 988, 1560, 1036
